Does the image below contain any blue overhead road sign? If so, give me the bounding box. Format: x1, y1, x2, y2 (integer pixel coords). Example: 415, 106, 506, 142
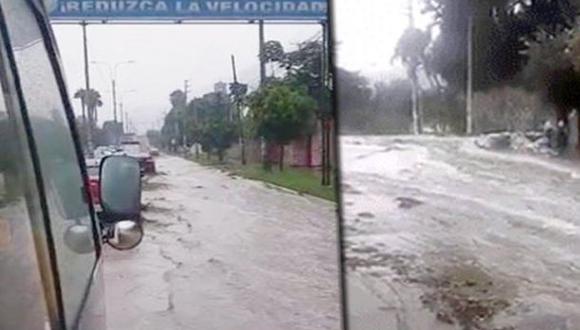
49, 0, 328, 21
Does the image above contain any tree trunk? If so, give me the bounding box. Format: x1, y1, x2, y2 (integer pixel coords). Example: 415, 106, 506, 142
218, 150, 224, 163
306, 135, 312, 168
241, 137, 246, 165
262, 140, 272, 172
321, 120, 328, 186
279, 145, 284, 171
81, 101, 87, 128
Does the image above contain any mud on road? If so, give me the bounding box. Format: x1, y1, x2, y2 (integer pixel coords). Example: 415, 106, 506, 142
341, 136, 580, 330
103, 155, 342, 330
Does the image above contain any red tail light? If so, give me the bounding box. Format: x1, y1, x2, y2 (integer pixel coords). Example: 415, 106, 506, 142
88, 179, 100, 204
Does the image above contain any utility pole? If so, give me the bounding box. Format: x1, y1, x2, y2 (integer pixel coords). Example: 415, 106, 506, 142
81, 21, 94, 155
466, 15, 474, 135
259, 20, 266, 85
231, 55, 238, 83
112, 79, 118, 122
117, 89, 135, 135
91, 61, 134, 124
183, 80, 190, 147
119, 102, 124, 133
231, 54, 246, 165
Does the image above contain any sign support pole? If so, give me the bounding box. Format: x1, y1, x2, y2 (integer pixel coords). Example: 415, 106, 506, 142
82, 21, 94, 155
112, 79, 118, 122
320, 21, 329, 186
258, 20, 269, 169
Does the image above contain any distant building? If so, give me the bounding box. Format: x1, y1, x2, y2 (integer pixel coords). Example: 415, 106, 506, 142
214, 81, 228, 95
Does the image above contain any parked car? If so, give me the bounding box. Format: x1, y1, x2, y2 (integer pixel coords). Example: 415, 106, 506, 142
0, 1, 144, 329
85, 158, 101, 206
150, 147, 160, 157
120, 140, 156, 174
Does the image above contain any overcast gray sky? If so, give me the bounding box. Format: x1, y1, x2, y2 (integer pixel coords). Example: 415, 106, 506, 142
51, 0, 428, 133
53, 23, 319, 133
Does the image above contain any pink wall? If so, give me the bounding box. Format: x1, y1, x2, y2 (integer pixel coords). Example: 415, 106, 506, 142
262, 119, 335, 169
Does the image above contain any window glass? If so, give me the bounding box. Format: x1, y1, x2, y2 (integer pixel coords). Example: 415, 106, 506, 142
1, 1, 97, 327
0, 31, 50, 329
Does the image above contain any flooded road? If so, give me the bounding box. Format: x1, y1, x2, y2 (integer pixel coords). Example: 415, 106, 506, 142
341, 135, 580, 330
103, 155, 342, 330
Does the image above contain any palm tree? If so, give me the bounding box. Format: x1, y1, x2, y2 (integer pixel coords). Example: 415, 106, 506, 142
392, 27, 433, 134
74, 88, 103, 127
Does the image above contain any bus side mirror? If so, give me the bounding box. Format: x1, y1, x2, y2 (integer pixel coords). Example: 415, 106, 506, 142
99, 155, 143, 250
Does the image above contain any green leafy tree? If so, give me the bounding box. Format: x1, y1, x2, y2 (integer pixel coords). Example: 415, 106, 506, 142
249, 84, 316, 171
199, 92, 237, 161
421, 0, 578, 92
283, 41, 328, 111
335, 68, 373, 132
264, 40, 286, 63
161, 89, 188, 149
172, 91, 238, 161
201, 119, 237, 162
272, 38, 332, 183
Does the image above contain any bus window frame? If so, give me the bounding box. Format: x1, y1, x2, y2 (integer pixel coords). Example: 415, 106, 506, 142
0, 4, 64, 328
0, 0, 104, 328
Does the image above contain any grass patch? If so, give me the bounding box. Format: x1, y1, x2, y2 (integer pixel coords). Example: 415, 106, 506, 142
191, 157, 336, 202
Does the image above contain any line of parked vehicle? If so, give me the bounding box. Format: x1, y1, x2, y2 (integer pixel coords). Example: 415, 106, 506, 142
85, 139, 159, 206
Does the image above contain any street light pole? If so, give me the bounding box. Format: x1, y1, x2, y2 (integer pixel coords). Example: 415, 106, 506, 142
118, 89, 135, 134
91, 60, 134, 123
81, 21, 94, 155
112, 78, 118, 122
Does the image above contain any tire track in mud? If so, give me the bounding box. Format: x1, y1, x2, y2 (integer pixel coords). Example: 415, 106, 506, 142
345, 238, 516, 329
142, 175, 194, 316
124, 156, 342, 330
341, 137, 580, 329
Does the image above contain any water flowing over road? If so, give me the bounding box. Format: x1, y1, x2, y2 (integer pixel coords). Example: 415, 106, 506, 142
103, 155, 342, 330
342, 135, 580, 330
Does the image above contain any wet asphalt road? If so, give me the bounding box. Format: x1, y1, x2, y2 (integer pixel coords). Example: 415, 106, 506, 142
102, 155, 342, 330
341, 135, 580, 330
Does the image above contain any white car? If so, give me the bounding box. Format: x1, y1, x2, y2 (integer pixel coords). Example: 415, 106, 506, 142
94, 146, 116, 159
